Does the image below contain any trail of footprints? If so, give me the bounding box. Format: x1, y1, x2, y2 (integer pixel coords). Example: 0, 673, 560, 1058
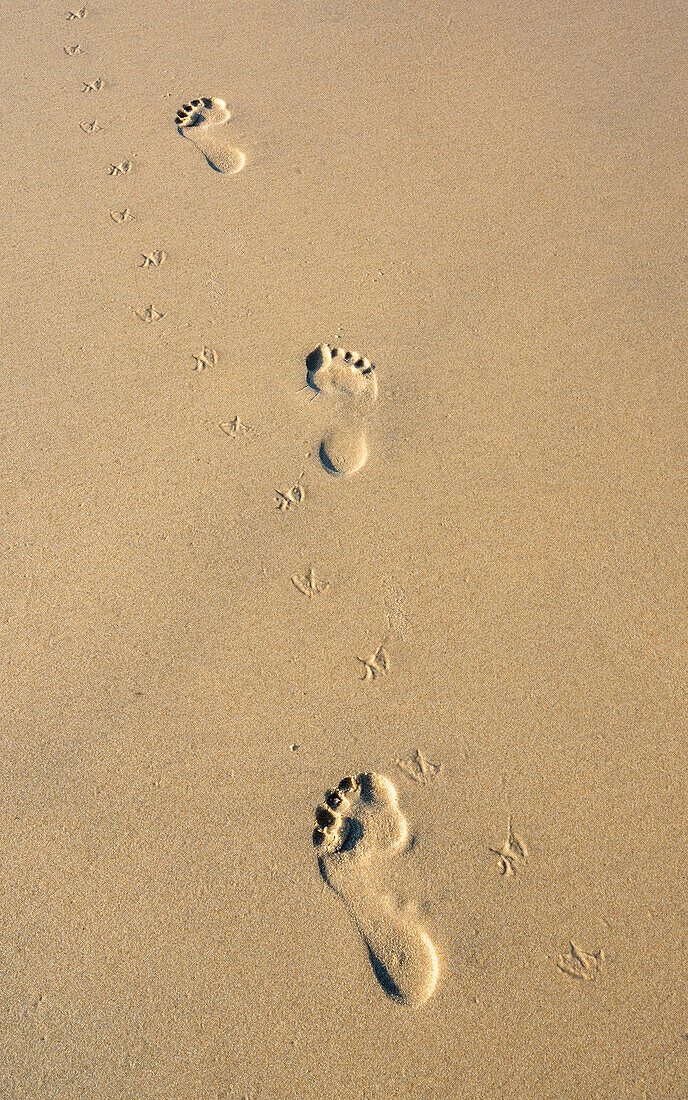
67, 12, 246, 342
59, 14, 610, 1016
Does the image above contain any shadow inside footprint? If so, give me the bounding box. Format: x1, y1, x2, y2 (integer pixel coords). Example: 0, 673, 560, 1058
305, 346, 324, 388
315, 817, 363, 865
365, 944, 405, 1003
338, 817, 363, 852
318, 439, 339, 475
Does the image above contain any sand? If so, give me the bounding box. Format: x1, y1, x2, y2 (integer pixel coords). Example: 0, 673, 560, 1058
1, 0, 686, 1096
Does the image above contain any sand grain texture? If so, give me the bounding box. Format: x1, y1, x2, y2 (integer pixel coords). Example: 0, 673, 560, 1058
0, 0, 686, 1097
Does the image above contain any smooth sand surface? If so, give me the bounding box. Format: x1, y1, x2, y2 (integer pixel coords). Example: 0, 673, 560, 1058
1, 0, 687, 1096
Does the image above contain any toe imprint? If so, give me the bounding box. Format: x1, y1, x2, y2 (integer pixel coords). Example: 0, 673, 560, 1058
313, 772, 439, 1007
306, 343, 378, 402
175, 95, 245, 175
175, 95, 230, 128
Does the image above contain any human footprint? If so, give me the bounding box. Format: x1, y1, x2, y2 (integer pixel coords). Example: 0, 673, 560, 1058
174, 97, 245, 175
313, 773, 439, 1007
306, 344, 377, 476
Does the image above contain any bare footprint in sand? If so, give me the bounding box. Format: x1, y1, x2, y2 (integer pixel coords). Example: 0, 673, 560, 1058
313, 772, 438, 1007
306, 344, 377, 476
175, 97, 245, 175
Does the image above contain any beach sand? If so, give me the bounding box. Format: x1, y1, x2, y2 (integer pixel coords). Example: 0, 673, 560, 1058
1, 0, 686, 1096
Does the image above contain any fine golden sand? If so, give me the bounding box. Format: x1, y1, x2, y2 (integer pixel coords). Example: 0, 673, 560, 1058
1, 0, 686, 1097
